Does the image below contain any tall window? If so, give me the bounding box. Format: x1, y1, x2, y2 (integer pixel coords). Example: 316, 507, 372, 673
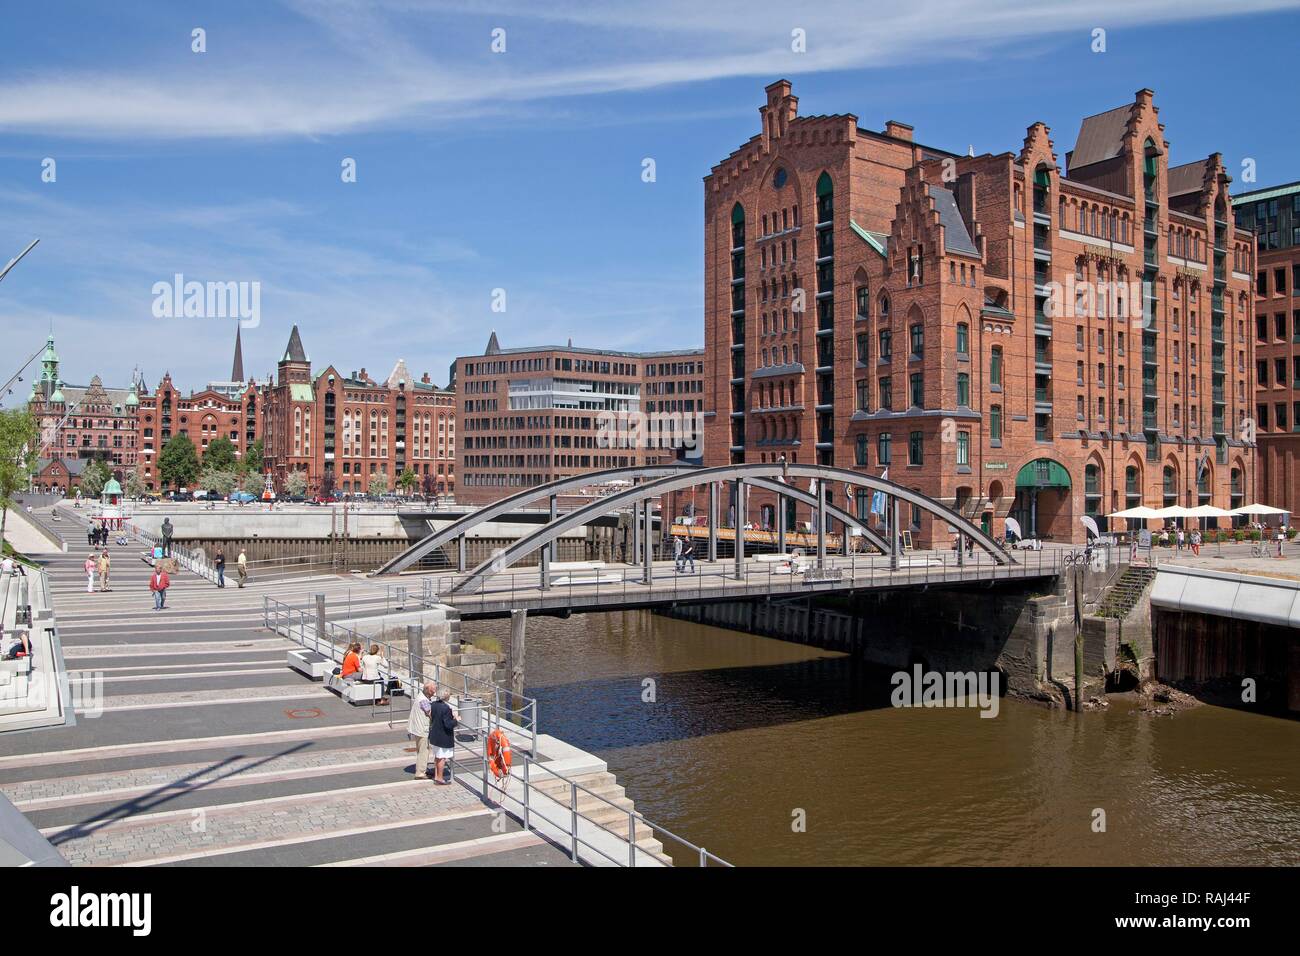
856, 285, 869, 319
989, 404, 1003, 441
878, 432, 892, 465
956, 323, 969, 355
879, 330, 893, 361
855, 434, 868, 466
908, 430, 923, 465
956, 431, 970, 466
910, 323, 924, 358
957, 372, 970, 407
909, 373, 924, 408
990, 346, 1003, 386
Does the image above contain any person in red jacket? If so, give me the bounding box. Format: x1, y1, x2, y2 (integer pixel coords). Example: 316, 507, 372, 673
149, 567, 170, 610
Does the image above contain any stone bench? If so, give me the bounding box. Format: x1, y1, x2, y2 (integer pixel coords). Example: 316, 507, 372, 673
287, 649, 332, 681
326, 672, 401, 705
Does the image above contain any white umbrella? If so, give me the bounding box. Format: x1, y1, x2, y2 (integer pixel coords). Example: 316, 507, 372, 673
1185, 504, 1234, 518
1232, 503, 1291, 515
1108, 505, 1161, 519
1151, 505, 1193, 519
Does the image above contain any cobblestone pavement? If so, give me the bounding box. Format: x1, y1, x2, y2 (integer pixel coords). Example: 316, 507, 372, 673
1, 510, 572, 868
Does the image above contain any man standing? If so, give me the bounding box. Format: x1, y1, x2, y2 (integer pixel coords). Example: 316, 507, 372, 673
682, 540, 696, 573
236, 548, 248, 588
428, 687, 459, 785
407, 682, 435, 779
673, 535, 683, 572
214, 548, 226, 588
149, 566, 170, 610
97, 548, 111, 592
161, 517, 174, 557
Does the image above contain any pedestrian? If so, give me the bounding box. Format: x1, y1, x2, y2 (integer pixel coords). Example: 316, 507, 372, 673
673, 535, 683, 572
84, 553, 96, 593
1176, 528, 1185, 551
339, 642, 362, 681
428, 686, 459, 785
1191, 530, 1201, 556
161, 517, 174, 557
86, 526, 95, 547
360, 643, 389, 705
97, 548, 111, 591
149, 566, 170, 610
214, 548, 226, 588
237, 548, 248, 588
407, 682, 435, 779
1129, 536, 1138, 563
683, 540, 696, 573
1277, 528, 1286, 559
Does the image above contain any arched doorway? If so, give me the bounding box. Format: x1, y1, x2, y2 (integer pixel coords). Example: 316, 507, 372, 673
1012, 458, 1073, 540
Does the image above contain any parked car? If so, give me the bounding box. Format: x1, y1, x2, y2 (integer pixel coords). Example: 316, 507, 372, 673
229, 491, 257, 504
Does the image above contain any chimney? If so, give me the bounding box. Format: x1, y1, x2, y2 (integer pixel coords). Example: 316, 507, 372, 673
421, 372, 431, 384
884, 120, 913, 142
359, 367, 367, 382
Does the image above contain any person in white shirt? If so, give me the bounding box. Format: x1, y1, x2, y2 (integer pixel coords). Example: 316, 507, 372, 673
406, 683, 435, 779
359, 643, 389, 704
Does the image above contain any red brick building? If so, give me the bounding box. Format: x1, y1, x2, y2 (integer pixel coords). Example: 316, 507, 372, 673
1233, 181, 1300, 515
261, 326, 456, 497
704, 81, 1256, 545
455, 334, 704, 504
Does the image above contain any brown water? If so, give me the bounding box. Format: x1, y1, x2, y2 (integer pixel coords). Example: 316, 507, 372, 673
471, 610, 1300, 866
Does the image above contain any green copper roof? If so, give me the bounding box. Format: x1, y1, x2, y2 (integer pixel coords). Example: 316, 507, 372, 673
102, 478, 123, 496
1232, 180, 1300, 204
1016, 458, 1072, 490
850, 219, 887, 257
290, 383, 315, 402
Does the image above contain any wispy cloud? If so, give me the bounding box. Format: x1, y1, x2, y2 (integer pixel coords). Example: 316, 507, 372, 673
2, 0, 1297, 140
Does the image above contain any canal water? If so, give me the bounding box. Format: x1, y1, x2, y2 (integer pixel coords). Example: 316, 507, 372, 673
473, 610, 1300, 866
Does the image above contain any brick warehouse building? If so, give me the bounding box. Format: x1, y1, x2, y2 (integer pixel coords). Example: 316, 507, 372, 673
455, 333, 705, 505
261, 325, 456, 497
1233, 180, 1300, 515
703, 81, 1257, 546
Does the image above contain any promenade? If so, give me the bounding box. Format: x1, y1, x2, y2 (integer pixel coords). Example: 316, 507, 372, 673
0, 508, 574, 867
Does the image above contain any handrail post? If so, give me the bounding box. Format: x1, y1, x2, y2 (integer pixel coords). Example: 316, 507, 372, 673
628, 812, 636, 866
570, 782, 580, 860
522, 758, 531, 830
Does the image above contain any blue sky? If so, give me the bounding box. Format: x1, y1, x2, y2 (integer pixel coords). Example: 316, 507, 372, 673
2, 0, 1299, 400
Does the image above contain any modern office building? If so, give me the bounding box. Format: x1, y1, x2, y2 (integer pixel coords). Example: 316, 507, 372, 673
1233, 180, 1300, 515
455, 333, 705, 504
703, 80, 1256, 545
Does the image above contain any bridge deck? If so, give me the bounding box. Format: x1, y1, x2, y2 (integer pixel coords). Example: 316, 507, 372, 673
414, 547, 1069, 618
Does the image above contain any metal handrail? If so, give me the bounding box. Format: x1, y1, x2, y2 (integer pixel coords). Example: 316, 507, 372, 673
452, 707, 730, 867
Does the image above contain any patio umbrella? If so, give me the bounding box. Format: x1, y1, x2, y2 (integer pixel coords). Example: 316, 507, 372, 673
1107, 505, 1162, 520
1232, 503, 1291, 515
1151, 505, 1194, 520
1185, 504, 1234, 518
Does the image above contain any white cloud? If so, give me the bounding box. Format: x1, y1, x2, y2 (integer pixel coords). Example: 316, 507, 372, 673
1, 0, 1295, 140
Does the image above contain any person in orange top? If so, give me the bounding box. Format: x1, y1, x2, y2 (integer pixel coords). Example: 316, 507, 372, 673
340, 642, 362, 681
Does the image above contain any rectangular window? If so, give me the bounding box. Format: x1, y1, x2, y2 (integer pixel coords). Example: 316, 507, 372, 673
855, 434, 868, 466
878, 432, 891, 465
957, 372, 970, 407
909, 373, 924, 408
908, 430, 923, 466
956, 430, 969, 466
879, 377, 892, 411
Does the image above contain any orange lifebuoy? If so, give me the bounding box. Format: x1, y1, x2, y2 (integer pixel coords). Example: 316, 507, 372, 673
486, 728, 512, 781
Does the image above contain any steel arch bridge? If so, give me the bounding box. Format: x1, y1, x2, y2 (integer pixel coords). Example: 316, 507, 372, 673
374, 463, 898, 577
431, 462, 1012, 595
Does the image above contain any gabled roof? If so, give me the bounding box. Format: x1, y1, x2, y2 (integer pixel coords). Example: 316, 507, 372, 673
926, 185, 979, 257
1168, 159, 1209, 197
849, 219, 888, 257
1069, 103, 1132, 169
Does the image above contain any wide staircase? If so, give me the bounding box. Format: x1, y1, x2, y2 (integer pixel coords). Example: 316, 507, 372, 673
1096, 565, 1157, 620
529, 769, 671, 864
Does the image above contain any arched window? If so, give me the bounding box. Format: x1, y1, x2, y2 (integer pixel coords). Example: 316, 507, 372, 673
816, 172, 834, 223
856, 284, 870, 319
731, 203, 745, 248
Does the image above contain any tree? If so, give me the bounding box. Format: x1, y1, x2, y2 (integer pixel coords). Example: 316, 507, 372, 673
320, 469, 335, 499
124, 468, 147, 498
200, 468, 239, 496
397, 468, 418, 496
157, 434, 201, 489
0, 408, 39, 548
203, 436, 237, 472
238, 438, 264, 477
284, 470, 308, 497
79, 458, 112, 498
368, 472, 389, 496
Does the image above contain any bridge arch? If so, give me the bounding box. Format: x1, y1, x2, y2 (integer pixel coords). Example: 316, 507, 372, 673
451, 462, 1012, 594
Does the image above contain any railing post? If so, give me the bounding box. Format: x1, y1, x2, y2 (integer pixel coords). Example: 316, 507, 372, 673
628, 812, 637, 867
522, 758, 531, 830
708, 482, 718, 563
733, 477, 745, 581
570, 782, 580, 861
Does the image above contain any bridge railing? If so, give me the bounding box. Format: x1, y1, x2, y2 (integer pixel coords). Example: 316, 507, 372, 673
409, 544, 1082, 612
262, 594, 539, 753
